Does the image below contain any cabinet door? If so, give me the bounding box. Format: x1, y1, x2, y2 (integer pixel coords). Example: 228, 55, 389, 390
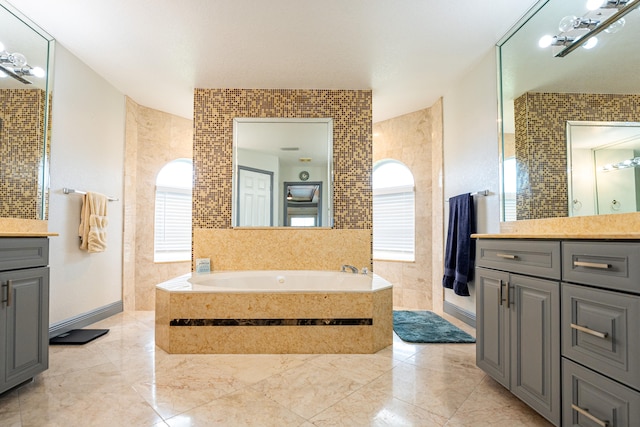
0, 267, 49, 393
476, 267, 510, 388
510, 274, 560, 426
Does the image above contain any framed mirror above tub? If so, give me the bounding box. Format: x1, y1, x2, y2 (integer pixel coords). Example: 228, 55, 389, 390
0, 0, 54, 220
232, 117, 333, 227
497, 0, 640, 221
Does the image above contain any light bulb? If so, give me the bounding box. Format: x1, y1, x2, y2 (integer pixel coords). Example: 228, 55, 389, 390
9, 52, 27, 67
559, 15, 579, 32
31, 66, 45, 78
587, 0, 605, 10
0, 69, 6, 78
538, 35, 554, 48
0, 42, 4, 52
583, 37, 598, 49
605, 18, 625, 33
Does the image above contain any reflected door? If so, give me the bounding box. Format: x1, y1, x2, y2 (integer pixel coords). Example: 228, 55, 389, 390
237, 167, 273, 226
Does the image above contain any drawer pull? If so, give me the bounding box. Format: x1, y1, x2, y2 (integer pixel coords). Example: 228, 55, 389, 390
573, 261, 610, 270
496, 253, 518, 260
571, 323, 608, 339
1, 280, 10, 307
571, 404, 609, 427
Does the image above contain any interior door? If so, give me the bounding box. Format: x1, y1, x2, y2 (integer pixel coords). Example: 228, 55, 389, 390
237, 167, 273, 226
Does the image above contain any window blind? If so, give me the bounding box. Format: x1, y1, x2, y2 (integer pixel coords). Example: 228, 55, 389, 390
373, 189, 415, 260
154, 187, 192, 257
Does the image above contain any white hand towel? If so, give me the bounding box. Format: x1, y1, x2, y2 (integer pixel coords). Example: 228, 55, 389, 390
79, 192, 109, 253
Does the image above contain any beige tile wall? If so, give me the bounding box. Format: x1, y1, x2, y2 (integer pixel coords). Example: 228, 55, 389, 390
192, 89, 373, 271
372, 100, 444, 310
123, 98, 193, 310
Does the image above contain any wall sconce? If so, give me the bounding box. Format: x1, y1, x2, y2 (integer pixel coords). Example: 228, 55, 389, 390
0, 41, 45, 84
287, 187, 293, 200
538, 0, 639, 57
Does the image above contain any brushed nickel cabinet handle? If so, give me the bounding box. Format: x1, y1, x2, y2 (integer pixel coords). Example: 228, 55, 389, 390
505, 282, 511, 309
6, 280, 11, 307
574, 261, 610, 270
571, 323, 608, 339
496, 253, 518, 260
571, 404, 608, 427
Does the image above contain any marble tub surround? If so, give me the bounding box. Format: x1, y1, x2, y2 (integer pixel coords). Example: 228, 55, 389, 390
155, 272, 392, 354
499, 211, 640, 237
0, 310, 552, 426
193, 228, 372, 272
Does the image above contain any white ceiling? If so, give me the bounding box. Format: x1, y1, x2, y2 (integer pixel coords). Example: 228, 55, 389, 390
6, 0, 538, 122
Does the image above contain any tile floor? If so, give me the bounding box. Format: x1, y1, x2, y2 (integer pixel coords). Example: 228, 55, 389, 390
0, 311, 552, 426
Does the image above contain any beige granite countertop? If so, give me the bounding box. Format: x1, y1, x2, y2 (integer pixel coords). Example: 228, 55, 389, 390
0, 232, 59, 237
473, 233, 640, 240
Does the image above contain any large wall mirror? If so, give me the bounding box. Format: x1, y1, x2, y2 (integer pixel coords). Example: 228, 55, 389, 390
0, 1, 54, 220
498, 0, 640, 221
232, 118, 333, 227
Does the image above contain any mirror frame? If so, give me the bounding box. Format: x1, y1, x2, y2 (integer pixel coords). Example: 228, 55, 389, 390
0, 0, 55, 220
231, 117, 334, 228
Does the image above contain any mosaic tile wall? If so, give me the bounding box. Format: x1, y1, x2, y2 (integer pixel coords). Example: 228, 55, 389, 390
0, 89, 46, 219
514, 92, 640, 220
192, 89, 373, 230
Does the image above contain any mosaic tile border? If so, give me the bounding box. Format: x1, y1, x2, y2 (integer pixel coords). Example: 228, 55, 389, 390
192, 89, 373, 230
0, 89, 46, 220
514, 92, 640, 220
170, 318, 373, 326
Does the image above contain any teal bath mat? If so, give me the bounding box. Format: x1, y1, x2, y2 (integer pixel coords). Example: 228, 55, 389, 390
393, 311, 475, 343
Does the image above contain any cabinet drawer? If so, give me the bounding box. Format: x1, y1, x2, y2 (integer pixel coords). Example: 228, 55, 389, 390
476, 239, 560, 280
563, 358, 640, 427
0, 238, 49, 271
562, 241, 640, 295
562, 283, 640, 391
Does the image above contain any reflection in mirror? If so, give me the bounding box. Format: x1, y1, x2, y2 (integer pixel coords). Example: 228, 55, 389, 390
283, 182, 323, 226
0, 1, 54, 220
567, 121, 640, 216
232, 118, 333, 227
498, 0, 640, 221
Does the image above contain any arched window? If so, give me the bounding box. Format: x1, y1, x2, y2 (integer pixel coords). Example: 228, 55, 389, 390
154, 158, 193, 262
373, 160, 415, 261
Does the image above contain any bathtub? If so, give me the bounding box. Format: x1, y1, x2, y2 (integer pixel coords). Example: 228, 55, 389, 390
155, 270, 393, 354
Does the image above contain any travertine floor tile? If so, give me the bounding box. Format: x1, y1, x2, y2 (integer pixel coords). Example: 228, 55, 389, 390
2, 311, 552, 426
164, 388, 305, 427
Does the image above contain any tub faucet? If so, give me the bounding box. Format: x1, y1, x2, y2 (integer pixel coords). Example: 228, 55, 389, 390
341, 264, 358, 274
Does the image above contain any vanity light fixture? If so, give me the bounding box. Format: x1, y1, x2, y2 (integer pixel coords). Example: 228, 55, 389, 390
538, 0, 639, 57
0, 41, 45, 84
598, 156, 640, 172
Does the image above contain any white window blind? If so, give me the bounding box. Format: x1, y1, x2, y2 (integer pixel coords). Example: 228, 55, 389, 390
373, 186, 415, 261
154, 186, 192, 261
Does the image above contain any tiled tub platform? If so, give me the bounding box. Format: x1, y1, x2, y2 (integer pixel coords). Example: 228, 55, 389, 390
155, 271, 393, 354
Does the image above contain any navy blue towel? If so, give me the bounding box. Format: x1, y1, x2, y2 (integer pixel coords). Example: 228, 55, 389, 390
443, 193, 476, 296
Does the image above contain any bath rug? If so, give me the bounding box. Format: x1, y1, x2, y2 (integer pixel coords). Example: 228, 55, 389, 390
393, 311, 475, 343
49, 329, 109, 345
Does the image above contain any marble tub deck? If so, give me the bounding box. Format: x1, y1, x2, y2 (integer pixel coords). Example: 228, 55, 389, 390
156, 277, 393, 354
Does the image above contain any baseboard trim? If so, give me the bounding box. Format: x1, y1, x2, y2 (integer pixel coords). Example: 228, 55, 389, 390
443, 301, 476, 328
49, 301, 123, 338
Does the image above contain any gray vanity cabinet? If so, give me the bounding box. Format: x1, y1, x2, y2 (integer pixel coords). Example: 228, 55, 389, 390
0, 238, 50, 394
476, 239, 561, 426
561, 241, 640, 427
